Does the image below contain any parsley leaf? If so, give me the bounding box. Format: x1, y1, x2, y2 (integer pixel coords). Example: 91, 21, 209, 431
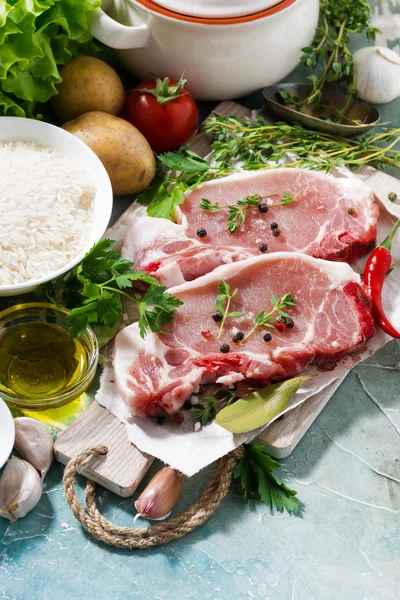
158, 149, 211, 174
142, 285, 184, 312
234, 445, 299, 514
146, 180, 188, 220
137, 285, 184, 337
115, 270, 158, 289
137, 148, 231, 221
136, 175, 166, 207
67, 306, 97, 339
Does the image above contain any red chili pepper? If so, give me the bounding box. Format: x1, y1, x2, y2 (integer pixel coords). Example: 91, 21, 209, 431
363, 219, 400, 338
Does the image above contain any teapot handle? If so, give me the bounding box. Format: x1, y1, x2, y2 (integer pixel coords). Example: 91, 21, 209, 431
87, 0, 150, 50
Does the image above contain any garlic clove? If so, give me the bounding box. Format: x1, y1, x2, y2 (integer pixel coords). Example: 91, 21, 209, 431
354, 46, 400, 104
0, 456, 42, 522
135, 466, 183, 520
13, 417, 54, 479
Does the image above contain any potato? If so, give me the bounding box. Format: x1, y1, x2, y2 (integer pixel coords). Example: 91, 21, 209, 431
51, 56, 125, 121
63, 111, 156, 196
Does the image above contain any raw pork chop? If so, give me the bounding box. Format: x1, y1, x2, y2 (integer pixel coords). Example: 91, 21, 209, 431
114, 253, 374, 417
123, 168, 379, 287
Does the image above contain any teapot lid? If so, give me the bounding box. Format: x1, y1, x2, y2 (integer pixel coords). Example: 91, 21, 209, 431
147, 0, 284, 19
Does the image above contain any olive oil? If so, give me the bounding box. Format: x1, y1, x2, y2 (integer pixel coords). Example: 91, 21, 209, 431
0, 322, 88, 401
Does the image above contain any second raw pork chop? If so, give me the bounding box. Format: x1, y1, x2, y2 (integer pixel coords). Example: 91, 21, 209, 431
114, 253, 374, 417
123, 168, 379, 287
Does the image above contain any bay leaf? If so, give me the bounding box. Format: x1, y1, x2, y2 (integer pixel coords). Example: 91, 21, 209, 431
215, 375, 315, 434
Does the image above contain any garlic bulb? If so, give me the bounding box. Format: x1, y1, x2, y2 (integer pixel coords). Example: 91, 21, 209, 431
354, 46, 400, 104
13, 417, 54, 479
0, 456, 42, 522
135, 467, 183, 520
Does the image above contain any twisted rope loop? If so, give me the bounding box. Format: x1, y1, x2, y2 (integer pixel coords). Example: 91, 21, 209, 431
63, 444, 245, 549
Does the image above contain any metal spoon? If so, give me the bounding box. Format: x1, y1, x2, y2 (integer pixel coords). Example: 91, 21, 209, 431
263, 83, 380, 138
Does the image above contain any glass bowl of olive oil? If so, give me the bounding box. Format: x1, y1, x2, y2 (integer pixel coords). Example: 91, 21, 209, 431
0, 303, 98, 410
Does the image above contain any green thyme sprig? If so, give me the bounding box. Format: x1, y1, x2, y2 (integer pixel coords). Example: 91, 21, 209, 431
200, 194, 266, 233
240, 293, 296, 344
138, 116, 400, 220
277, 187, 307, 206
279, 0, 380, 120
200, 187, 306, 233
215, 282, 244, 339
201, 115, 400, 174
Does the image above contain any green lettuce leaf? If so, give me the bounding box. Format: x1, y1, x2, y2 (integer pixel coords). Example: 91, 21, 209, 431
0, 90, 26, 117
0, 0, 101, 118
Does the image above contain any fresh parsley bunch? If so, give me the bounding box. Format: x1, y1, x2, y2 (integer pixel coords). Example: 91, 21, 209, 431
36, 239, 183, 339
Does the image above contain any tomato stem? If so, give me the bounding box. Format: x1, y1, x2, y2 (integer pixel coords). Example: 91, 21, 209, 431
136, 73, 188, 105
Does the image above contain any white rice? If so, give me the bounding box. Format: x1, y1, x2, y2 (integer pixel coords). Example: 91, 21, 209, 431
0, 141, 95, 286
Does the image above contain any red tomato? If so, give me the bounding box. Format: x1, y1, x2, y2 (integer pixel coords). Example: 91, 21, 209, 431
124, 75, 198, 153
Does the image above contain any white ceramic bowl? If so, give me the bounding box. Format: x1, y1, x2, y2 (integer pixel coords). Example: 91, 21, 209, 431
0, 117, 113, 297
87, 0, 319, 100
0, 398, 15, 469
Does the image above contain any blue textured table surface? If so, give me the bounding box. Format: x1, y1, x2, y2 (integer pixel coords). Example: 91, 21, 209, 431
1, 3, 399, 599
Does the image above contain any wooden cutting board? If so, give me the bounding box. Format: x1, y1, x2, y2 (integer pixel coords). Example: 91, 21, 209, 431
54, 101, 400, 497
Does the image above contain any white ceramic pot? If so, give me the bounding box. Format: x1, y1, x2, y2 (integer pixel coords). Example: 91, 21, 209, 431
88, 0, 319, 100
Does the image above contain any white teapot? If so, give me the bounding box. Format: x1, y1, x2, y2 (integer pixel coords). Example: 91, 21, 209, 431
88, 0, 319, 100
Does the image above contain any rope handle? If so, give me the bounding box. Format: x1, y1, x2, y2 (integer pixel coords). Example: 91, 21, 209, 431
63, 444, 245, 549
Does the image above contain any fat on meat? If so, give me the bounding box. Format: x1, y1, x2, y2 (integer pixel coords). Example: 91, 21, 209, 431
114, 252, 374, 417
123, 168, 379, 288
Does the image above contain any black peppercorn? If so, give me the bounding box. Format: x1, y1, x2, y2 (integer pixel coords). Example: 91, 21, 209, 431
259, 243, 268, 253
272, 228, 281, 237
212, 311, 223, 322
270, 222, 279, 230
157, 416, 166, 425
348, 207, 355, 215
263, 333, 272, 342
285, 318, 294, 329
220, 343, 230, 353
258, 204, 269, 213
183, 400, 193, 410
232, 331, 244, 343
197, 228, 207, 238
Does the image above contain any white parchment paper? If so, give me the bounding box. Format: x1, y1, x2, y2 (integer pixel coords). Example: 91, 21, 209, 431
96, 170, 400, 476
